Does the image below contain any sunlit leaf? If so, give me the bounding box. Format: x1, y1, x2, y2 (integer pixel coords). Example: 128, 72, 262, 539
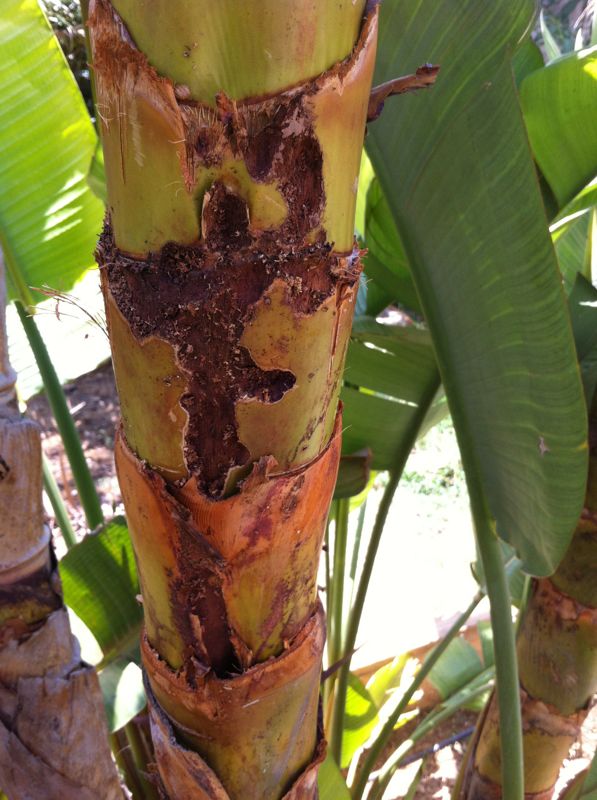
0, 0, 103, 304
60, 517, 142, 665
521, 46, 597, 208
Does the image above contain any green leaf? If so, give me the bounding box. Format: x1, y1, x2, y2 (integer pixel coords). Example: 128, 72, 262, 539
426, 638, 483, 700
569, 273, 597, 405
341, 673, 379, 769
521, 47, 597, 209
364, 179, 420, 314
0, 0, 103, 305
341, 318, 442, 470
366, 653, 409, 710
99, 658, 146, 732
88, 141, 107, 204
555, 212, 591, 291
512, 38, 544, 86
60, 517, 142, 664
317, 754, 350, 800
368, 0, 587, 575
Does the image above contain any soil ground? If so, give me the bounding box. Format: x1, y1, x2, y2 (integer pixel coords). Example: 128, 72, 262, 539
26, 359, 596, 799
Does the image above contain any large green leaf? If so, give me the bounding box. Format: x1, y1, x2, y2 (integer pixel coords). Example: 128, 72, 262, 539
341, 317, 441, 470
60, 517, 142, 665
520, 46, 597, 209
367, 0, 587, 575
0, 0, 103, 303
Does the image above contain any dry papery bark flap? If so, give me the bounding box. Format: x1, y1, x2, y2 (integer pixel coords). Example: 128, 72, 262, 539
0, 661, 122, 800
147, 679, 325, 800
0, 606, 80, 684
142, 603, 326, 717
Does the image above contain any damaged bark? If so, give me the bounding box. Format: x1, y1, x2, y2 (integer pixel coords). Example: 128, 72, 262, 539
0, 267, 122, 799
89, 0, 377, 797
458, 412, 597, 799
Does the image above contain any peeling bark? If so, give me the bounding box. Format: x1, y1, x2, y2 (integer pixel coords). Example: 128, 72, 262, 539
89, 0, 377, 795
0, 414, 122, 798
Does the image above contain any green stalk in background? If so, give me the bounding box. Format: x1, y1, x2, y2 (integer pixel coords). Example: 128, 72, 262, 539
15, 300, 103, 530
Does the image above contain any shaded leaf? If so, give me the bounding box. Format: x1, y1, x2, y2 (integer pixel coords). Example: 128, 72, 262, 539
512, 37, 544, 86
368, 0, 587, 575
341, 317, 441, 470
60, 517, 142, 664
569, 273, 597, 405
0, 0, 103, 304
364, 179, 420, 314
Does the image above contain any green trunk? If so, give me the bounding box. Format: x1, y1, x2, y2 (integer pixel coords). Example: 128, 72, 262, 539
88, 1, 377, 796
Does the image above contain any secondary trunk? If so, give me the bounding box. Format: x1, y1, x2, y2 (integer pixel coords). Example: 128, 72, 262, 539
457, 402, 597, 799
88, 1, 377, 797
0, 266, 122, 800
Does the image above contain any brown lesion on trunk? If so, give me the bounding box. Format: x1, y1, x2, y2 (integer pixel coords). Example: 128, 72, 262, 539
98, 208, 358, 497
93, 0, 363, 496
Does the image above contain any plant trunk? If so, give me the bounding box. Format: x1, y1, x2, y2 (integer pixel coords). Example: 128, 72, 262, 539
0, 264, 122, 800
457, 404, 597, 799
88, 1, 377, 797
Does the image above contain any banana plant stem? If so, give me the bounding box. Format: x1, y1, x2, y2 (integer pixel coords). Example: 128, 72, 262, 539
331, 498, 350, 666
42, 453, 77, 549
329, 497, 350, 763
15, 301, 104, 530
330, 469, 400, 769
350, 590, 484, 799
471, 500, 523, 800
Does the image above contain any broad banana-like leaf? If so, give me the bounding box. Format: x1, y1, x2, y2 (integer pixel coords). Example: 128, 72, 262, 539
520, 46, 597, 209
341, 317, 441, 470
0, 0, 103, 303
368, 0, 587, 575
60, 517, 142, 664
